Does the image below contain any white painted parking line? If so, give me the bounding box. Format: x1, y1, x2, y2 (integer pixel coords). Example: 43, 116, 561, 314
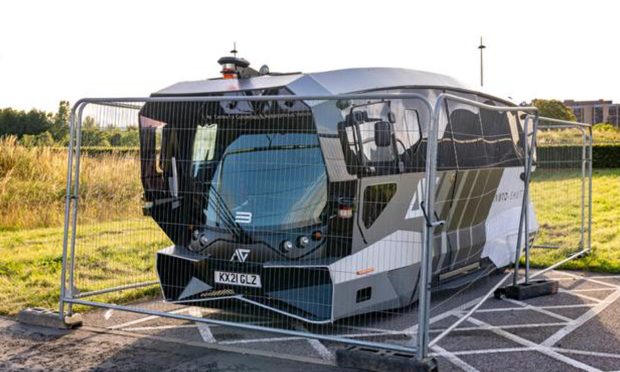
401, 295, 488, 340
188, 307, 218, 344
123, 324, 198, 332
429, 322, 569, 333
468, 316, 600, 372
472, 303, 595, 313
108, 307, 192, 330
218, 330, 414, 345
197, 324, 216, 343
432, 346, 533, 356
542, 289, 620, 347
553, 347, 620, 360
559, 289, 603, 303
343, 325, 413, 335
560, 271, 620, 289
293, 324, 335, 362
431, 344, 479, 372
307, 339, 336, 362
103, 309, 114, 320
219, 336, 302, 345
502, 298, 573, 322
562, 288, 615, 293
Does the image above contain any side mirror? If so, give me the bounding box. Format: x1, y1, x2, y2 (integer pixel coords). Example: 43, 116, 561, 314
374, 121, 393, 147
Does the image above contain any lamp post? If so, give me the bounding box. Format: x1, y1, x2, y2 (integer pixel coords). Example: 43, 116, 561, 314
478, 36, 486, 87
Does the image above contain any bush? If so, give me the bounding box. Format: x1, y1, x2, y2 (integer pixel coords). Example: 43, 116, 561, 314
537, 144, 620, 168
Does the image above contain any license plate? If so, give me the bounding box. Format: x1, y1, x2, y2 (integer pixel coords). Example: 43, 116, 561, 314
214, 271, 262, 288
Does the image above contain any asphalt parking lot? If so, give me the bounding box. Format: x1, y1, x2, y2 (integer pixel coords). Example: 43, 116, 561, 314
2, 269, 620, 371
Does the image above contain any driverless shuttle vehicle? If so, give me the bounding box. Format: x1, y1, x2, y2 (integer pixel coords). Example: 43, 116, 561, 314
140, 55, 537, 323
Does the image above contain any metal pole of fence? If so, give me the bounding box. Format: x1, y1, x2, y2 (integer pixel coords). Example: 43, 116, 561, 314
513, 115, 533, 286
523, 117, 531, 284
66, 103, 87, 315
587, 126, 593, 253
524, 115, 539, 284
581, 128, 587, 250
59, 107, 77, 319
416, 95, 443, 360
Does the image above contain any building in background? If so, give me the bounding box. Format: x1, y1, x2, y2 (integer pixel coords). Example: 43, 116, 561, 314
564, 99, 620, 127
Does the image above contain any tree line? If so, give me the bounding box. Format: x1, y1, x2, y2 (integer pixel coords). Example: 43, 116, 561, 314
0, 101, 139, 147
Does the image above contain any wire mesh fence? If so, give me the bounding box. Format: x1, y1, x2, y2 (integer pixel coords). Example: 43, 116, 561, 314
60, 94, 439, 356
424, 106, 593, 351
58, 92, 591, 362
529, 119, 592, 267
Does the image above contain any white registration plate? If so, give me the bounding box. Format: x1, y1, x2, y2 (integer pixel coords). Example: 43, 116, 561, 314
214, 271, 262, 288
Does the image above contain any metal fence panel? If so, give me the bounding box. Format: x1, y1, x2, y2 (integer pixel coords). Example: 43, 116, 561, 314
59, 93, 438, 357
58, 92, 590, 362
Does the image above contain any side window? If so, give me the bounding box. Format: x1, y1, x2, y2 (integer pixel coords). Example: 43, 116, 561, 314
352, 105, 395, 164
338, 101, 398, 176
139, 115, 173, 199
362, 183, 397, 228
436, 100, 459, 170
479, 99, 524, 167
402, 109, 422, 153
191, 123, 217, 177
449, 104, 486, 168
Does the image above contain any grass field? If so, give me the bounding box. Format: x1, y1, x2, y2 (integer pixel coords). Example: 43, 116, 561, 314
529, 168, 620, 272
0, 137, 168, 314
0, 136, 143, 230
0, 218, 169, 315
0, 137, 618, 315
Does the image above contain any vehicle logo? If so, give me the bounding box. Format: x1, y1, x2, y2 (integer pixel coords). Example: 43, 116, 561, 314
406, 177, 440, 220
235, 211, 252, 224
230, 248, 251, 263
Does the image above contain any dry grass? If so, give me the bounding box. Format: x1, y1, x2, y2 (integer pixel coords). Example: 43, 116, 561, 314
537, 123, 620, 145
0, 136, 143, 230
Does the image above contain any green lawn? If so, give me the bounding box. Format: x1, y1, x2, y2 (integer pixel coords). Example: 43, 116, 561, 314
529, 168, 620, 272
0, 218, 169, 315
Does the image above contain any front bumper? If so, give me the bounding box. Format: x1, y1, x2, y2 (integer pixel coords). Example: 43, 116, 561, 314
156, 246, 335, 323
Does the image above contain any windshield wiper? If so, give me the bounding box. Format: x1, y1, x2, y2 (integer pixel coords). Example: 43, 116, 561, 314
223, 144, 319, 157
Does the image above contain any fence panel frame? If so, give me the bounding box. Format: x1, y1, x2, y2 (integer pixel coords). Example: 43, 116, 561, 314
58, 93, 591, 361
58, 93, 436, 356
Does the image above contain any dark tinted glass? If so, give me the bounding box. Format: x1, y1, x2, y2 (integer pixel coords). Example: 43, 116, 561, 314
206, 133, 327, 229
362, 183, 397, 228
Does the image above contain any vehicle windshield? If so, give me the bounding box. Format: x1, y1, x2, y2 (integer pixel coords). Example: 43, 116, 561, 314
205, 133, 327, 229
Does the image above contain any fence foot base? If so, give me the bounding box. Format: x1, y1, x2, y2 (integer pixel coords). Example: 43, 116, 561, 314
336, 346, 437, 372
17, 308, 83, 329
494, 280, 559, 301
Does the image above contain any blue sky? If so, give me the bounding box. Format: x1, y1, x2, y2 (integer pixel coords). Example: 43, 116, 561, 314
1, 0, 618, 112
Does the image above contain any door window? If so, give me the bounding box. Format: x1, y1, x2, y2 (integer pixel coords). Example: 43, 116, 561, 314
362, 183, 397, 228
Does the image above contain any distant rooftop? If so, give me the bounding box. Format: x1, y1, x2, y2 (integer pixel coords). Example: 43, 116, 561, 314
564, 99, 614, 106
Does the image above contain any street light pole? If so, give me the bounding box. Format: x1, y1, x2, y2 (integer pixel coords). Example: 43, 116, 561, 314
478, 36, 486, 87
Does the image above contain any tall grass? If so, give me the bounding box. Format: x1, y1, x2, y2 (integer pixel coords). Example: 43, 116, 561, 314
537, 123, 620, 145
0, 137, 169, 315
0, 136, 143, 230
